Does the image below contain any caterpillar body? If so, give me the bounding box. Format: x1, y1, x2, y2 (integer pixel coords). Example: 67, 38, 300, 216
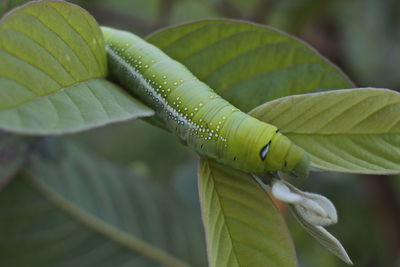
102, 27, 310, 178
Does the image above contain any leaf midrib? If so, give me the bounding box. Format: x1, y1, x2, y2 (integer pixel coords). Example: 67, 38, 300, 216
206, 161, 241, 267
24, 173, 191, 267
0, 77, 105, 111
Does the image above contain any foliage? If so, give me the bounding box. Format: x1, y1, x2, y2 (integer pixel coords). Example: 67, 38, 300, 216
0, 139, 206, 266
0, 1, 399, 267
0, 0, 153, 134
147, 19, 353, 112
198, 159, 296, 267
250, 88, 400, 174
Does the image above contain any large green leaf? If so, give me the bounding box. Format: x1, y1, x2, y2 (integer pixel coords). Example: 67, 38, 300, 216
0, 0, 153, 135
0, 140, 207, 267
198, 158, 297, 267
0, 132, 33, 189
147, 19, 353, 112
250, 88, 400, 174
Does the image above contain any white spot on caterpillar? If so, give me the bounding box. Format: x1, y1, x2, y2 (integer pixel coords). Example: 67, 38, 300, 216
194, 108, 198, 111
163, 75, 167, 79
199, 103, 203, 106
173, 82, 178, 85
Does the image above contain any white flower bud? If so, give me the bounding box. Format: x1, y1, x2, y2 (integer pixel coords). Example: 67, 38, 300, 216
271, 179, 337, 226
269, 178, 352, 265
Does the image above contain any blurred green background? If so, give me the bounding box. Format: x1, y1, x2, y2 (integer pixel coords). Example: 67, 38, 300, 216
2, 0, 399, 266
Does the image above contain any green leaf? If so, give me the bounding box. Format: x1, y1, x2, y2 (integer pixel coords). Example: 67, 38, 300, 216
147, 19, 353, 112
0, 132, 33, 189
0, 140, 207, 267
198, 158, 296, 267
0, 0, 153, 135
250, 88, 400, 174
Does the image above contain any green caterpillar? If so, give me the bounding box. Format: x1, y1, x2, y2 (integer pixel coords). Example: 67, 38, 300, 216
101, 27, 310, 178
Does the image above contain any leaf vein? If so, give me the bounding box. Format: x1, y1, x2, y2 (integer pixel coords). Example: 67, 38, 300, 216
45, 4, 103, 73
13, 12, 92, 76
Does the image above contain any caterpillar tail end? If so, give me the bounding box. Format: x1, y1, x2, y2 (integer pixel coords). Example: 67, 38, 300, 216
291, 153, 310, 178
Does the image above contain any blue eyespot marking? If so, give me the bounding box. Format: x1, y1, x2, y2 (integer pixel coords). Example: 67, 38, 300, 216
260, 141, 271, 160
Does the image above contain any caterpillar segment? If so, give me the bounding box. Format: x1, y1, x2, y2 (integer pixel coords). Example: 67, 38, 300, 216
101, 27, 310, 178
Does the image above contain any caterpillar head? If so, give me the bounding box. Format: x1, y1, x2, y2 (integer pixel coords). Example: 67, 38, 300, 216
264, 133, 310, 179
289, 151, 310, 178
